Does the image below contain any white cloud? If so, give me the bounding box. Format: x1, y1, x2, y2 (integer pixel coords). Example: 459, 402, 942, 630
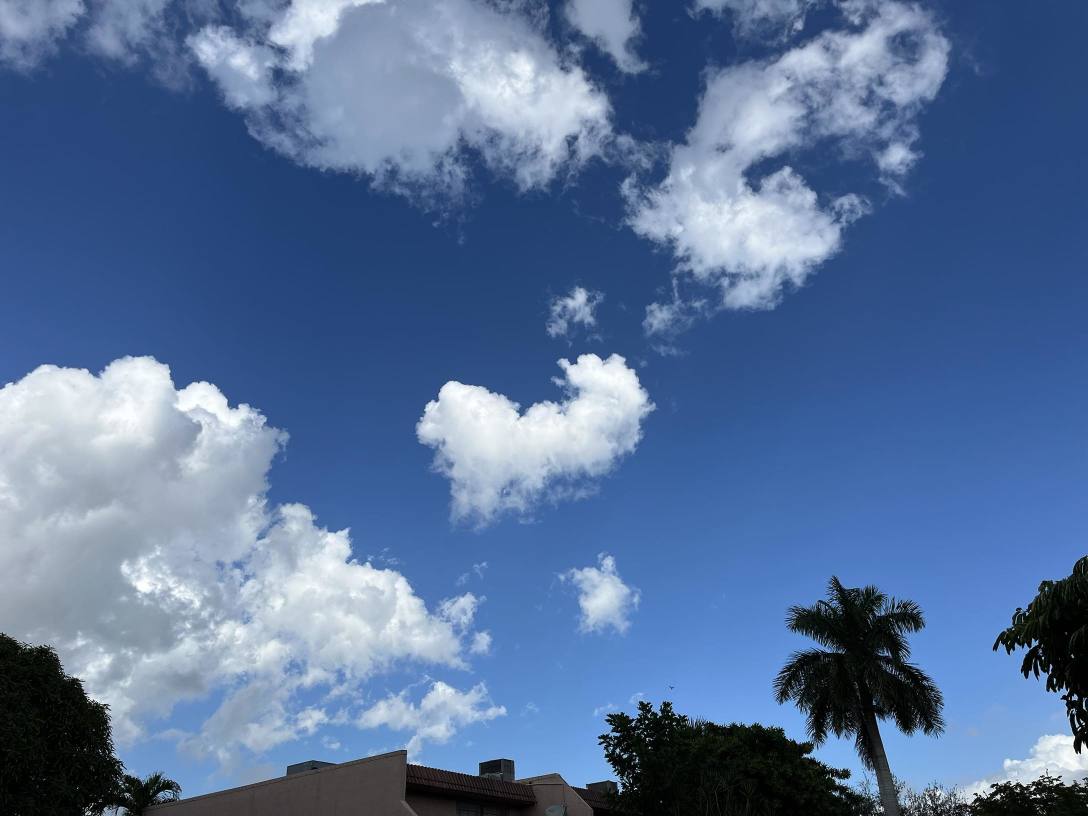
469, 631, 492, 655
187, 26, 277, 109
593, 701, 618, 717
563, 553, 640, 634
0, 356, 491, 764
456, 561, 489, 586
84, 0, 173, 61
547, 286, 604, 339
695, 0, 818, 39
357, 681, 505, 758
416, 354, 653, 526
0, 0, 84, 68
565, 0, 644, 73
967, 734, 1088, 796
0, 0, 199, 70
628, 0, 948, 331
189, 0, 612, 202
439, 593, 482, 630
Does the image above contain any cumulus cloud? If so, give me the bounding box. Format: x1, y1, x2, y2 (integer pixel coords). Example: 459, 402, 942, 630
967, 734, 1088, 795
187, 0, 612, 202
628, 0, 949, 332
565, 0, 644, 73
357, 681, 505, 758
0, 0, 84, 68
695, 0, 819, 39
0, 356, 492, 764
416, 354, 653, 526
563, 553, 640, 634
547, 286, 604, 339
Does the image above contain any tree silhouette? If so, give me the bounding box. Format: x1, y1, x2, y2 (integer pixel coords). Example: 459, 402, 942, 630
994, 554, 1088, 751
775, 578, 944, 816
115, 771, 182, 815
0, 633, 123, 815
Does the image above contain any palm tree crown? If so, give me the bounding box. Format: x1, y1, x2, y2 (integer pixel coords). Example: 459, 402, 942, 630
115, 771, 181, 815
774, 577, 944, 816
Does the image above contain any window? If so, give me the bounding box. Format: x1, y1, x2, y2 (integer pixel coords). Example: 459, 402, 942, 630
456, 803, 505, 816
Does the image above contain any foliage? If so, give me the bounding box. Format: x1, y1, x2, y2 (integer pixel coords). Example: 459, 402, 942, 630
970, 773, 1088, 816
855, 777, 970, 816
994, 555, 1088, 751
903, 784, 972, 816
115, 771, 182, 815
774, 577, 944, 816
0, 632, 124, 815
599, 700, 866, 816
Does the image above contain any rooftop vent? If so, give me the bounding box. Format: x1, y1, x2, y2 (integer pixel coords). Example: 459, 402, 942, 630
587, 781, 618, 797
286, 760, 336, 776
479, 758, 516, 782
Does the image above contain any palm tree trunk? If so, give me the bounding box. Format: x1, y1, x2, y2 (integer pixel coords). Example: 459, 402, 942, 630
861, 709, 900, 816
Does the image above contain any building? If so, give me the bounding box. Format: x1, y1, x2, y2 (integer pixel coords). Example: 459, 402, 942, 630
148, 751, 618, 816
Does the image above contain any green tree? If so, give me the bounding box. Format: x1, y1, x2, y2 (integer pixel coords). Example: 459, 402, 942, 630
599, 700, 865, 816
0, 632, 123, 815
115, 771, 182, 814
855, 777, 969, 816
774, 578, 945, 816
994, 555, 1088, 751
970, 773, 1088, 816
901, 784, 970, 816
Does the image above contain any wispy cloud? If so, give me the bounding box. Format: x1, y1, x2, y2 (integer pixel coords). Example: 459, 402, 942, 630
628, 0, 949, 334
547, 286, 605, 339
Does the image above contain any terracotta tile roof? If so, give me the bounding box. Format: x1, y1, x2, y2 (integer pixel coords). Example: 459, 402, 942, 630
572, 786, 616, 814
405, 764, 536, 806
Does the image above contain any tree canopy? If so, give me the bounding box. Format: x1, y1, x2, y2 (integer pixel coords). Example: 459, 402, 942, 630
970, 773, 1088, 816
994, 554, 1088, 751
0, 632, 124, 815
599, 700, 865, 816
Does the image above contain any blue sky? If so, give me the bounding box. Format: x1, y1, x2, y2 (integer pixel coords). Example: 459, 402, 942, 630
1, 0, 1086, 799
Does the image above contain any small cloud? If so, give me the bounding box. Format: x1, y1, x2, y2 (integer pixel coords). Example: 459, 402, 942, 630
562, 553, 641, 635
456, 561, 490, 586
417, 355, 653, 526
593, 702, 618, 717
564, 0, 645, 73
469, 631, 492, 655
547, 286, 605, 339
357, 681, 506, 760
367, 546, 402, 567
438, 593, 482, 630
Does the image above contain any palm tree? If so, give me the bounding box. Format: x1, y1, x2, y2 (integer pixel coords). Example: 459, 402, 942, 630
114, 771, 181, 815
773, 577, 944, 816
